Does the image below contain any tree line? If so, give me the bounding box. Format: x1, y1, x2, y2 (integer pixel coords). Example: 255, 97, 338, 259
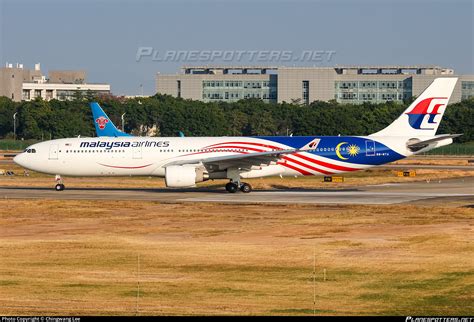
0, 95, 472, 142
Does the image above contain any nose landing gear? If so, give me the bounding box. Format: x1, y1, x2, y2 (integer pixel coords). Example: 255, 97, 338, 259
55, 175, 65, 191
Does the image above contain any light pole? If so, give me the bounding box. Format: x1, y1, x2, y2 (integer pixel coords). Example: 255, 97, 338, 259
13, 112, 17, 140
121, 113, 126, 133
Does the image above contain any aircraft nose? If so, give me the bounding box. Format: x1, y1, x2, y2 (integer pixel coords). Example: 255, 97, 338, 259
13, 153, 27, 168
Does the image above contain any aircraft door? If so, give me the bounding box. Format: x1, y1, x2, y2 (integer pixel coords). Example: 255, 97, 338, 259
49, 144, 59, 160
133, 145, 142, 159
365, 140, 376, 156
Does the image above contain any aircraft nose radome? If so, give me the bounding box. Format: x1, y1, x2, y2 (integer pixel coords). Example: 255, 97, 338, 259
13, 153, 26, 167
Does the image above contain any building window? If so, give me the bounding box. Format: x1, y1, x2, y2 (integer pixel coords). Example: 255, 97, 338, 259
201, 79, 275, 103
461, 81, 474, 100
46, 90, 53, 100
22, 90, 30, 100
302, 81, 309, 105
334, 79, 412, 104
177, 80, 181, 98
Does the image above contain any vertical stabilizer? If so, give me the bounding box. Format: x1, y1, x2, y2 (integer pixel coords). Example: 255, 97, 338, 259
90, 102, 131, 137
371, 78, 457, 137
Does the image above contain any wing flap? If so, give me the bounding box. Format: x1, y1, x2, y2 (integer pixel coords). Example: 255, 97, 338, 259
164, 149, 296, 171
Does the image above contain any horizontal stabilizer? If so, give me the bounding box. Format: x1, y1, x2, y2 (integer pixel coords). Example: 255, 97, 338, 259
407, 134, 462, 151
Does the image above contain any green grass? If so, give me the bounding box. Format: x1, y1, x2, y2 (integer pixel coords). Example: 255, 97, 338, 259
0, 139, 39, 151
423, 141, 474, 155
0, 280, 20, 286
270, 308, 337, 315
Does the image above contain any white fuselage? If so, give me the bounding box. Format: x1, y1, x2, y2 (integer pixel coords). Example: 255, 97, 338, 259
14, 136, 395, 179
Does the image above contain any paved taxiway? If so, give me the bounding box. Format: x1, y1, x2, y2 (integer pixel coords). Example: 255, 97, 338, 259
0, 177, 472, 205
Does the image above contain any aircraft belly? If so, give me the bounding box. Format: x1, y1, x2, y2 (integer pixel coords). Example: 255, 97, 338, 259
240, 164, 285, 178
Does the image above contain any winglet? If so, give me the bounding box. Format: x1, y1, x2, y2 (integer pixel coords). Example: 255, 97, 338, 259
299, 138, 321, 151
90, 102, 132, 137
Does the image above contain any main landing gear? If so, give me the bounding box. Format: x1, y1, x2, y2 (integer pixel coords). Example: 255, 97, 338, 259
55, 175, 65, 191
225, 168, 252, 193
225, 181, 252, 193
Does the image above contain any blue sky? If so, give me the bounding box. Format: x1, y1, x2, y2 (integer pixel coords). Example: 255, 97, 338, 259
1, 0, 472, 95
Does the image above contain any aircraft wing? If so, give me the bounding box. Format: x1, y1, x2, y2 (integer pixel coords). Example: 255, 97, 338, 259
164, 149, 298, 171
407, 134, 462, 150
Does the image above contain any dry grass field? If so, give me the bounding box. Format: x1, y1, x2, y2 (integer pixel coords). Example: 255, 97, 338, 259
1, 199, 473, 316
392, 158, 472, 166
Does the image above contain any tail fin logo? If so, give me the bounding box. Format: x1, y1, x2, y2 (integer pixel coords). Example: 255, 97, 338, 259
405, 97, 447, 130
95, 116, 109, 130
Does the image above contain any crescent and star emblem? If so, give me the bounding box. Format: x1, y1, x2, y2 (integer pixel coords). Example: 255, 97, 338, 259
335, 142, 360, 160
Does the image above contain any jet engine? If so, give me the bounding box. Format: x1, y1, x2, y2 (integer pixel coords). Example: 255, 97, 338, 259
165, 165, 209, 188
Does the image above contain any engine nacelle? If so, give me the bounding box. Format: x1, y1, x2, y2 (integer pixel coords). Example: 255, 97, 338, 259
165, 165, 209, 188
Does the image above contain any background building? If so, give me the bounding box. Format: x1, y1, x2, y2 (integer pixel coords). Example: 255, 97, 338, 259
157, 66, 278, 103
156, 65, 474, 104
0, 63, 111, 102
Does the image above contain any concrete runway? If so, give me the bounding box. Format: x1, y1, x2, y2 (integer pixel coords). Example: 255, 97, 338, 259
0, 177, 472, 205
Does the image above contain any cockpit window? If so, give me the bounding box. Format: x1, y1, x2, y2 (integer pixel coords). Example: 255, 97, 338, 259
24, 148, 37, 153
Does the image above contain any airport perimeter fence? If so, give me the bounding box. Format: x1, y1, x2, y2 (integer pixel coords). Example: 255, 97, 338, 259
0, 139, 473, 156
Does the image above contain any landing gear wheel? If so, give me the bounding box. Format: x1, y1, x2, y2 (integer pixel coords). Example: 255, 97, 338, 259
225, 182, 238, 193
54, 175, 65, 191
240, 183, 252, 193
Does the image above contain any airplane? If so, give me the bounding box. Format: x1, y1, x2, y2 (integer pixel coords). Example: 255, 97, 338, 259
14, 78, 460, 193
91, 102, 185, 138
90, 102, 131, 137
